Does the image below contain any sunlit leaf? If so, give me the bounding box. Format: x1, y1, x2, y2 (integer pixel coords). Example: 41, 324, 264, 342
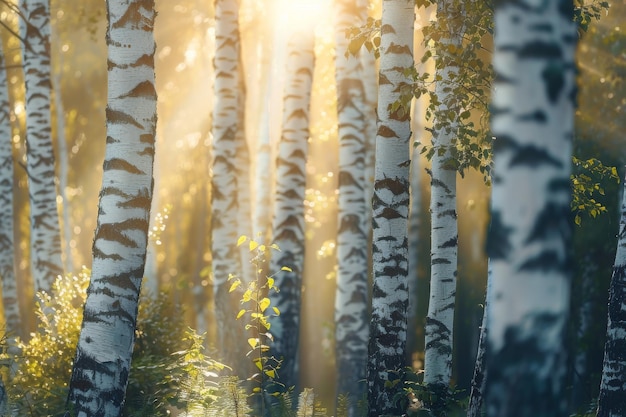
265, 369, 276, 378
229, 280, 241, 293
236, 309, 246, 319
259, 297, 270, 313
248, 338, 258, 349
237, 235, 247, 247
273, 307, 280, 316
281, 266, 292, 272
249, 240, 259, 251
267, 277, 275, 289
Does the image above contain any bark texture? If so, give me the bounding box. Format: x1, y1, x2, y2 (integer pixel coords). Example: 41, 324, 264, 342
211, 0, 243, 366
596, 168, 626, 417
366, 1, 414, 415
66, 1, 157, 415
268, 26, 315, 391
333, 0, 370, 412
0, 42, 20, 337
423, 0, 465, 388
485, 1, 576, 416
20, 0, 63, 294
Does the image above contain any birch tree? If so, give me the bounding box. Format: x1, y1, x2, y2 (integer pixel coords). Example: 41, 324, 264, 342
423, 0, 467, 390
268, 24, 315, 391
333, 0, 369, 411
66, 1, 157, 415
20, 0, 63, 294
485, 0, 576, 415
211, 0, 243, 363
596, 168, 626, 417
366, 0, 413, 415
0, 42, 20, 337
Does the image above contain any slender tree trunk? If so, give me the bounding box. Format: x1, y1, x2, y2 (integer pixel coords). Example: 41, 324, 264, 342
268, 25, 315, 391
571, 255, 596, 411
333, 0, 369, 412
467, 263, 492, 417
366, 1, 413, 415
0, 42, 20, 338
66, 1, 157, 415
211, 0, 243, 366
20, 0, 64, 295
485, 1, 576, 416
423, 0, 464, 390
357, 0, 377, 238
236, 62, 253, 284
596, 167, 626, 417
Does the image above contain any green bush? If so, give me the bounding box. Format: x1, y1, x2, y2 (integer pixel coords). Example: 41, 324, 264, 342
2, 269, 225, 417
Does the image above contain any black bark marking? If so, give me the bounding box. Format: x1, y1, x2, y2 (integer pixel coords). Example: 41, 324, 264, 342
518, 110, 547, 123
519, 249, 563, 273
486, 211, 513, 260
103, 158, 145, 175
509, 145, 562, 169
377, 125, 397, 138
542, 63, 566, 104
106, 108, 143, 129
518, 41, 562, 59
119, 80, 156, 100
525, 202, 571, 244
375, 177, 406, 195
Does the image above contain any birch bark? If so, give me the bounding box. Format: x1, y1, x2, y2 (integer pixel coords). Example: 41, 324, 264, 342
66, 1, 157, 415
366, 1, 414, 415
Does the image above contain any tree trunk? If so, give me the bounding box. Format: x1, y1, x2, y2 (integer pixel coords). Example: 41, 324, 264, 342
66, 1, 157, 415
268, 25, 315, 392
333, 0, 370, 413
211, 0, 243, 367
366, 1, 414, 415
485, 1, 576, 416
467, 263, 492, 417
423, 0, 464, 390
20, 0, 64, 295
596, 167, 626, 417
0, 42, 20, 338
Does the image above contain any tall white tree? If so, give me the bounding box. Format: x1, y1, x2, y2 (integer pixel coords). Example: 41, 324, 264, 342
366, 0, 414, 415
423, 0, 466, 389
211, 0, 243, 364
485, 0, 576, 415
268, 22, 315, 391
0, 42, 20, 338
333, 0, 369, 411
66, 0, 157, 414
20, 0, 63, 294
596, 168, 626, 417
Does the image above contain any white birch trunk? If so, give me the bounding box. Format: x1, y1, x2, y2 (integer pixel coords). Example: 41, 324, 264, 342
467, 262, 492, 417
357, 0, 377, 238
66, 1, 157, 415
423, 0, 464, 388
0, 43, 20, 338
268, 26, 315, 391
596, 168, 626, 417
485, 1, 576, 415
20, 0, 64, 295
366, 1, 413, 415
333, 0, 369, 412
211, 0, 243, 365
